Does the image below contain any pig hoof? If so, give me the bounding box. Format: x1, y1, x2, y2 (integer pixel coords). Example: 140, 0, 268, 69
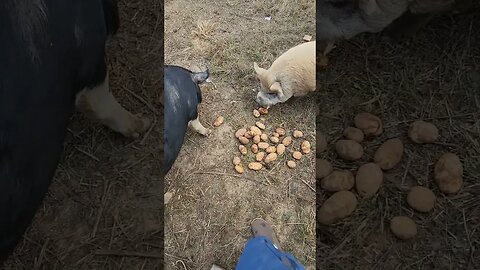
123, 114, 151, 139
202, 128, 212, 137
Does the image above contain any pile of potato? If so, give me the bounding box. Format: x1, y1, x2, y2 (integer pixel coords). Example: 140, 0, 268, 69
229, 109, 312, 174
317, 112, 464, 241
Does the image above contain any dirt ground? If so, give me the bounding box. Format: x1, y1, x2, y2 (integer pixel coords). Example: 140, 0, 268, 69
164, 0, 315, 269
317, 9, 480, 270
2, 1, 163, 269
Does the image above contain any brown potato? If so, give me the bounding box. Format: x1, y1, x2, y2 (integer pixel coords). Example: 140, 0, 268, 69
276, 128, 286, 136
255, 121, 266, 130
318, 191, 357, 225
258, 107, 268, 115
256, 152, 266, 162
434, 153, 463, 194
253, 135, 261, 144
276, 144, 286, 155
335, 139, 364, 161
354, 112, 383, 137
293, 151, 302, 160
239, 145, 248, 155
270, 136, 280, 144
316, 159, 333, 179
253, 109, 260, 118
238, 136, 249, 145
265, 153, 278, 163
248, 162, 263, 171
244, 131, 253, 139
390, 216, 417, 240
272, 132, 280, 138
343, 127, 364, 143
213, 116, 224, 127
293, 130, 303, 138
321, 170, 354, 192
251, 144, 259, 154
282, 136, 293, 146
316, 132, 327, 153
408, 121, 439, 143
266, 146, 276, 154
232, 157, 241, 166
374, 138, 404, 170
287, 160, 296, 168
250, 126, 262, 136
235, 128, 247, 138
260, 134, 269, 142
301, 140, 311, 154
355, 163, 383, 197
258, 142, 269, 149
234, 164, 245, 174
407, 186, 436, 212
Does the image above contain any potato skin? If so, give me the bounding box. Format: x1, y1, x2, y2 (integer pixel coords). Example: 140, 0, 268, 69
355, 163, 383, 197
335, 140, 364, 161
316, 132, 327, 153
390, 216, 417, 240
343, 127, 364, 143
434, 153, 463, 194
316, 159, 333, 179
354, 112, 383, 136
407, 186, 436, 212
374, 138, 404, 170
321, 170, 354, 191
408, 121, 439, 143
318, 191, 357, 225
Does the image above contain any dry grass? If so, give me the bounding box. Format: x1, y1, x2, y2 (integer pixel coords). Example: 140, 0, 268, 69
316, 9, 480, 270
165, 0, 315, 269
2, 0, 163, 269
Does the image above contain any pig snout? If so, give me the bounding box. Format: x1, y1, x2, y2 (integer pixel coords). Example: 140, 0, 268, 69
191, 69, 209, 84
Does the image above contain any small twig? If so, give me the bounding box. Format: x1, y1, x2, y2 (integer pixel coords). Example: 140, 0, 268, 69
140, 113, 157, 145
301, 179, 315, 193
95, 250, 163, 259
74, 146, 99, 161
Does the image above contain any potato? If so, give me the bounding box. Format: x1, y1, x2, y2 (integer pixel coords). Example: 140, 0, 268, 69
235, 128, 247, 138
260, 134, 269, 142
253, 135, 261, 144
374, 138, 404, 170
287, 160, 296, 168
282, 136, 293, 146
318, 191, 357, 225
390, 216, 417, 240
316, 132, 327, 153
265, 153, 278, 163
293, 130, 303, 138
434, 153, 463, 194
258, 107, 268, 115
270, 136, 280, 144
256, 152, 266, 162
250, 126, 262, 136
248, 162, 263, 171
276, 144, 286, 155
238, 136, 249, 145
251, 144, 259, 154
266, 146, 276, 154
355, 163, 383, 197
321, 170, 354, 191
276, 128, 286, 136
301, 140, 311, 154
293, 151, 302, 160
343, 127, 364, 143
354, 112, 383, 136
272, 132, 280, 138
255, 121, 266, 130
258, 142, 269, 149
253, 109, 260, 118
213, 116, 224, 127
234, 164, 245, 174
239, 145, 248, 155
408, 121, 439, 143
335, 140, 364, 161
316, 159, 333, 179
244, 131, 253, 139
232, 157, 241, 166
407, 186, 436, 212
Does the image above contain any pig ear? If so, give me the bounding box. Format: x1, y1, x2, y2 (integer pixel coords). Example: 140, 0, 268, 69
191, 68, 209, 84
253, 62, 266, 76
269, 81, 283, 95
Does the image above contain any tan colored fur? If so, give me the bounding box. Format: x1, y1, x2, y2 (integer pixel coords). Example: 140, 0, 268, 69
254, 41, 316, 106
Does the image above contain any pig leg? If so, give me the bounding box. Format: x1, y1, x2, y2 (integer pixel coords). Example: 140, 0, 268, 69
75, 73, 150, 139
188, 115, 211, 136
